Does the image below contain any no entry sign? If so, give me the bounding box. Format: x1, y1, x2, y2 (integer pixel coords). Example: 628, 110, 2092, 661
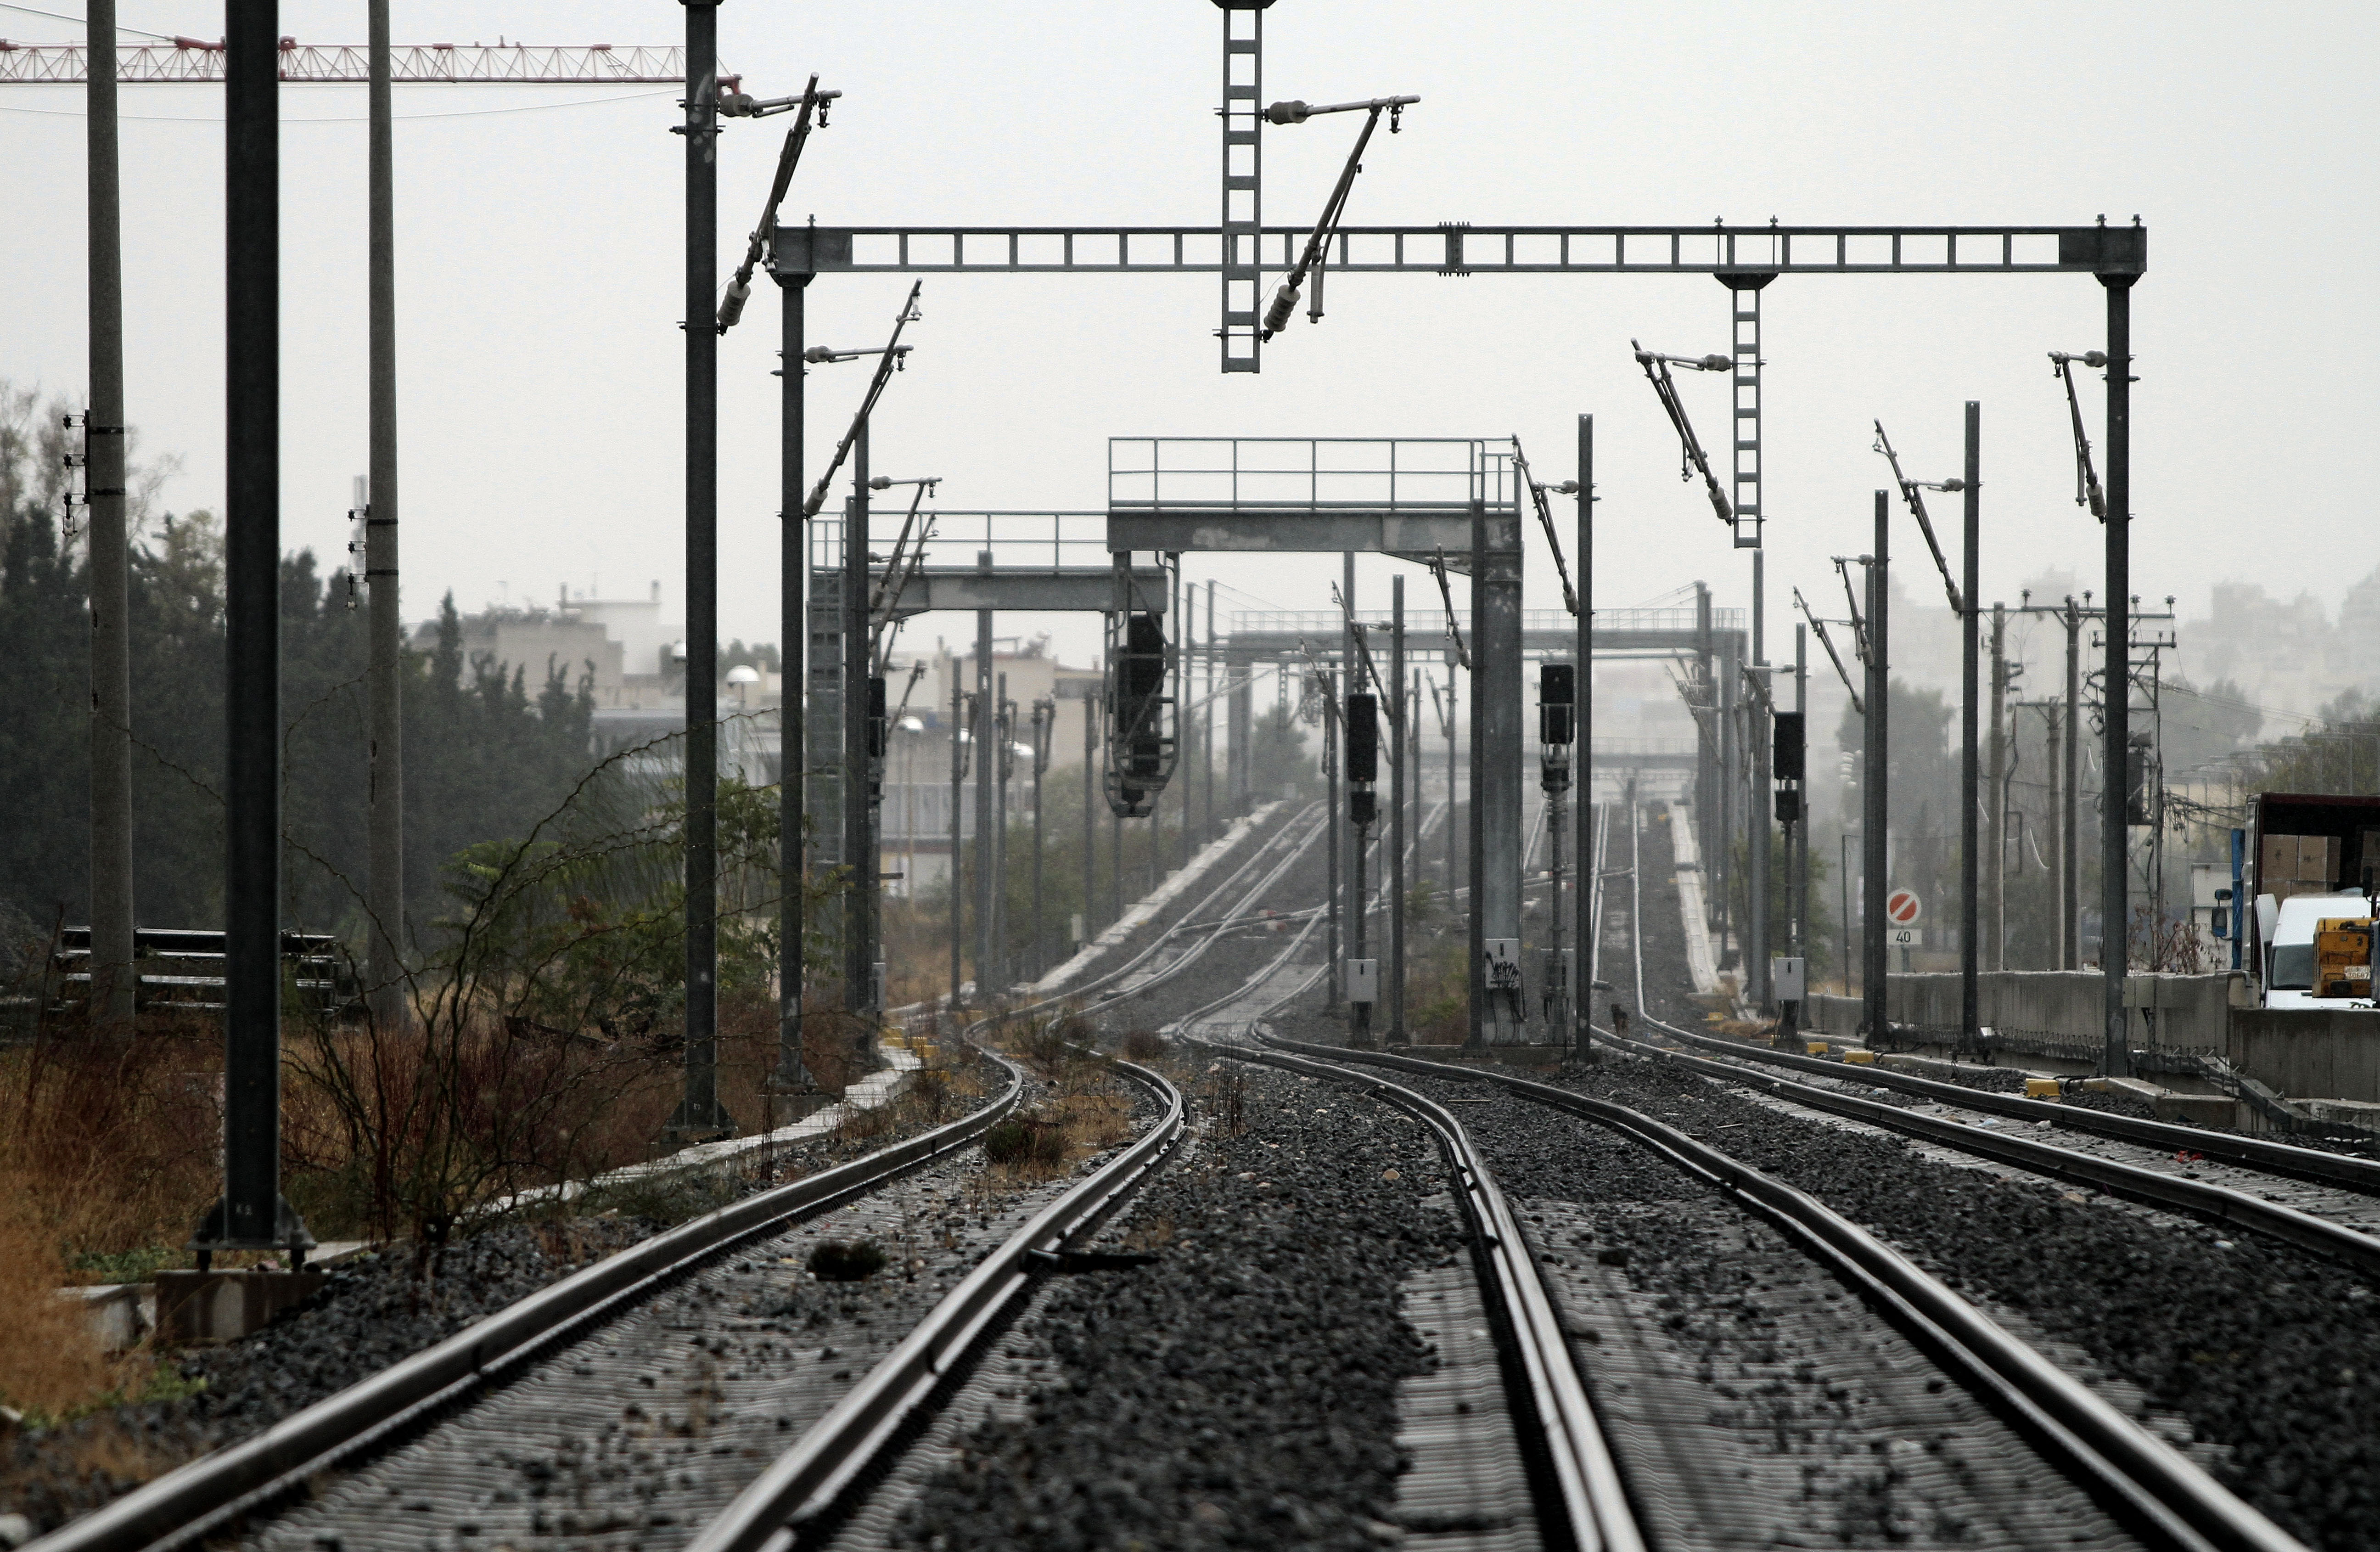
1886, 888, 1923, 926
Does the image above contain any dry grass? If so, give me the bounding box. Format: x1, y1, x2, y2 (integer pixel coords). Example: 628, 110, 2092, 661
0, 1189, 159, 1422
0, 985, 907, 1421
0, 1022, 225, 1286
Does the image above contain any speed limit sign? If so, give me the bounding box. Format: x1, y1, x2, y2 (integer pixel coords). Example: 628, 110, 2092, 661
1886, 889, 1922, 926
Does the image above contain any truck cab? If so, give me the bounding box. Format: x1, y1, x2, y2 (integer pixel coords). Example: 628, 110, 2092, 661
2248, 793, 2380, 1010
2257, 890, 2377, 1009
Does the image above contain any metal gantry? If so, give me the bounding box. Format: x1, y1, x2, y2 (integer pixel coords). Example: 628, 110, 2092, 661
764, 0, 2148, 1067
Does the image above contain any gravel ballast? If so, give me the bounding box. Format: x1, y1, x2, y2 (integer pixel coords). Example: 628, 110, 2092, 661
1389, 1071, 2138, 1551
4, 1054, 1001, 1540
887, 1061, 1466, 1552
1609, 806, 2380, 1550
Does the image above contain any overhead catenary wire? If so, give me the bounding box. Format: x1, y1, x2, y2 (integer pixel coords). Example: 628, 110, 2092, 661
0, 87, 675, 120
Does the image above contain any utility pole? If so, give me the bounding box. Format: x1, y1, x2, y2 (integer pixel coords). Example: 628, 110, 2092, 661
1795, 624, 1810, 995
360, 0, 404, 1035
1577, 414, 1594, 1046
949, 678, 965, 1006
1863, 492, 1891, 1046
842, 425, 871, 1018
1082, 682, 1096, 939
1326, 667, 1342, 1010
1959, 403, 1979, 1051
2102, 275, 2136, 1078
1389, 574, 1407, 1044
1987, 602, 2009, 970
995, 678, 1014, 987
2045, 688, 2063, 969
1749, 547, 1769, 1008
1348, 684, 1375, 1050
1178, 565, 1192, 871
2065, 597, 2082, 970
85, 0, 135, 1029
1447, 664, 1461, 904
193, 0, 310, 1268
1031, 698, 1051, 979
1338, 551, 1356, 1004
1694, 584, 1715, 905
973, 558, 994, 997
669, 0, 730, 1137
772, 263, 809, 1088
1204, 582, 1218, 844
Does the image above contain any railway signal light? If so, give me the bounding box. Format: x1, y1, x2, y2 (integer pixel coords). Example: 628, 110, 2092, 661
1347, 691, 1379, 826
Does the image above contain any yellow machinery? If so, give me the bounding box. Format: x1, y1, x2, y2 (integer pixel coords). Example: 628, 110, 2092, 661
2313, 917, 2374, 999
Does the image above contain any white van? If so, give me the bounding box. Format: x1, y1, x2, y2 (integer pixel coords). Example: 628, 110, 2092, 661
2256, 889, 2379, 1010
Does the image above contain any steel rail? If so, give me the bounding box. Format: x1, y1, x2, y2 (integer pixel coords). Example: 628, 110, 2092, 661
880, 799, 1319, 1028
1163, 796, 1428, 1034
1195, 1036, 1642, 1552
1626, 1017, 2380, 1195
1276, 1038, 2307, 1552
31, 1056, 1029, 1552
685, 1056, 1187, 1552
991, 799, 1328, 1024
1608, 1019, 2380, 1280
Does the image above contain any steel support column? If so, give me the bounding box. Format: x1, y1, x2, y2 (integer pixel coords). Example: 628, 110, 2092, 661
1390, 575, 1407, 1044
1795, 623, 1810, 970
1475, 498, 1525, 1042
196, 0, 310, 1263
1083, 678, 1098, 938
774, 271, 811, 1086
1724, 276, 1773, 1012
1750, 548, 1769, 1005
364, 0, 404, 1035
950, 675, 965, 1007
2101, 277, 2135, 1076
1326, 666, 1341, 1010
2064, 600, 2081, 970
842, 425, 871, 1016
670, 0, 729, 1136
1216, 3, 1262, 372
1577, 414, 1594, 1042
1960, 400, 1980, 1048
86, 0, 135, 1029
1227, 658, 1251, 815
973, 557, 994, 995
1863, 492, 1891, 1045
1694, 584, 1715, 899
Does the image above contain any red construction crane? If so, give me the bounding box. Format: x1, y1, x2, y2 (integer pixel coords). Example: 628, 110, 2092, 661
0, 35, 722, 86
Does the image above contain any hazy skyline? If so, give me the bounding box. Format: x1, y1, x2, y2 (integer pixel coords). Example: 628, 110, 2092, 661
5, 1, 2374, 718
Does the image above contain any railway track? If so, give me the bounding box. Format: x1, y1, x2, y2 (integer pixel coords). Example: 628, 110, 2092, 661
33, 1056, 1187, 1552
28, 800, 1330, 1552
43, 790, 2346, 1552
1176, 793, 2310, 1551
1592, 796, 2380, 1278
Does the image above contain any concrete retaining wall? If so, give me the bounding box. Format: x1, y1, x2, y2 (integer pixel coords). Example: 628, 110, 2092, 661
2228, 1011, 2380, 1104
1803, 972, 2237, 1052
1804, 973, 2380, 1108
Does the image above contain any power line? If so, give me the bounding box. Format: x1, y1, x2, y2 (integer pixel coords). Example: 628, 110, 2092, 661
0, 86, 673, 122
0, 1, 174, 39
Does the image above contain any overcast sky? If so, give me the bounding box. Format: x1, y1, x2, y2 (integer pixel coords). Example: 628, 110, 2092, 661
5, 1, 2375, 714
